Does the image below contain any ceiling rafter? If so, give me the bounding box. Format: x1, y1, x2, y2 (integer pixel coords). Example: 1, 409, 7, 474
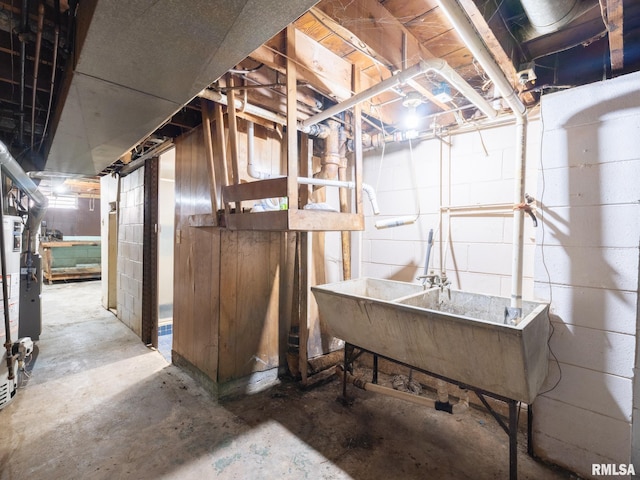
313, 0, 454, 112
248, 28, 401, 124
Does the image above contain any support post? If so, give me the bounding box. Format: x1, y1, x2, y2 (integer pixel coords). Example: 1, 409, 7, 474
213, 102, 230, 189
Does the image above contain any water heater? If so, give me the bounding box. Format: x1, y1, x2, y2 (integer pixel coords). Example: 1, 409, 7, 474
0, 216, 24, 409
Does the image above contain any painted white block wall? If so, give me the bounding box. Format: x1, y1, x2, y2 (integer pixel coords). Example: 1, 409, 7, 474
362, 120, 541, 300
533, 71, 640, 478
117, 167, 145, 336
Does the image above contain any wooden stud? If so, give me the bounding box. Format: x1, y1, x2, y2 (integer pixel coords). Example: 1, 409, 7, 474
200, 99, 219, 218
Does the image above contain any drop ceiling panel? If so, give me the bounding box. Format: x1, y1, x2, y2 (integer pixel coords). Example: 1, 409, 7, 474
48, 74, 180, 175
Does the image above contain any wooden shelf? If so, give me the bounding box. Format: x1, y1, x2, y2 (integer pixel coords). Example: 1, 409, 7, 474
222, 178, 364, 232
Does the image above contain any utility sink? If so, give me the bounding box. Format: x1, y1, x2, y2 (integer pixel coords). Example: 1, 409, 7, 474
311, 278, 550, 403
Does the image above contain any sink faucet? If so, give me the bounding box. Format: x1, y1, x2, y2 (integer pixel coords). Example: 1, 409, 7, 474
418, 271, 450, 289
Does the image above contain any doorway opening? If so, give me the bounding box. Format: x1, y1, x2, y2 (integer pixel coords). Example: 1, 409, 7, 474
157, 149, 175, 362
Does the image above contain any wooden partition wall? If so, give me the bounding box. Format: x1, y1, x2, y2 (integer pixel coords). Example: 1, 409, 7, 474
173, 125, 296, 395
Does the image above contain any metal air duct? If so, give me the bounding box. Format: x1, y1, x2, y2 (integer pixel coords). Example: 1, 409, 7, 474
0, 141, 48, 252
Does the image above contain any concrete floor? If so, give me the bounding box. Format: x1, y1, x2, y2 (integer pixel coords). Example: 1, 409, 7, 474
1, 281, 573, 479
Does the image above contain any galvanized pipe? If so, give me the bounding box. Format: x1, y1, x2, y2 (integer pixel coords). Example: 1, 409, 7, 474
38, 21, 59, 152
302, 59, 498, 128
18, 0, 29, 145
30, 1, 45, 151
0, 182, 13, 380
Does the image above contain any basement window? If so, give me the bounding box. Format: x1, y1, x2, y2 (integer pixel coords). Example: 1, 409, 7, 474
45, 194, 78, 209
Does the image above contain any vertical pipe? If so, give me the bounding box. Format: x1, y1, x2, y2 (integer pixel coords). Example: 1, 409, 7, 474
19, 0, 29, 145
510, 115, 527, 315
31, 1, 45, 151
37, 22, 59, 152
436, 0, 528, 312
0, 182, 13, 380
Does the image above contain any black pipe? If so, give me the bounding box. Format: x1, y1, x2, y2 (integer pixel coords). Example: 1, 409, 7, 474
0, 180, 14, 380
18, 0, 29, 146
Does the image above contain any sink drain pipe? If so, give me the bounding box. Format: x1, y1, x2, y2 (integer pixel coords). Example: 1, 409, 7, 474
337, 365, 469, 414
436, 0, 528, 321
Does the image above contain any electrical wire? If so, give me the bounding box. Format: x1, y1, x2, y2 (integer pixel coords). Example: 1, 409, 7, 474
536, 106, 562, 396
372, 105, 387, 194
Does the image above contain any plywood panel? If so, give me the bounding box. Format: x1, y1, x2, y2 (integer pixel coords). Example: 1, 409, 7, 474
173, 126, 220, 379
218, 230, 238, 381
219, 230, 282, 382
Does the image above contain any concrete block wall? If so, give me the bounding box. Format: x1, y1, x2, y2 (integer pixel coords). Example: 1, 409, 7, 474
532, 71, 640, 478
116, 167, 145, 337
361, 120, 541, 299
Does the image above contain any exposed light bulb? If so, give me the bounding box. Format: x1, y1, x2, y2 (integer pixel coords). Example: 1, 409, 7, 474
404, 106, 419, 130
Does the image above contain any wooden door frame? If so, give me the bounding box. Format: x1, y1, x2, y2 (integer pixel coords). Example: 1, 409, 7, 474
142, 157, 159, 347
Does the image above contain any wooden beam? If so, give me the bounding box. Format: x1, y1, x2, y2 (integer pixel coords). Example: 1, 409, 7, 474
249, 30, 398, 124
200, 99, 220, 218
213, 102, 230, 189
119, 151, 132, 164
223, 177, 288, 203
601, 0, 624, 70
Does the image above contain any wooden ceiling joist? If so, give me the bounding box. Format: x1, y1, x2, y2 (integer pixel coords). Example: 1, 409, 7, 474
249, 28, 400, 124
313, 0, 454, 112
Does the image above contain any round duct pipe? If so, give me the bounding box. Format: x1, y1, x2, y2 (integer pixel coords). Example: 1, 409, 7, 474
520, 0, 588, 35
